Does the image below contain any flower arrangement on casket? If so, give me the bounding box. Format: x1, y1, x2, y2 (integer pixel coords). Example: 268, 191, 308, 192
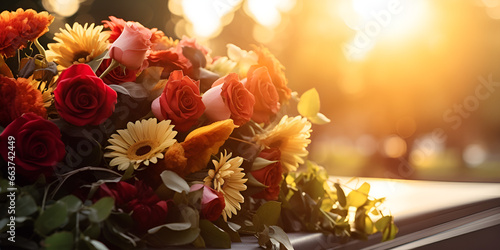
0, 9, 397, 249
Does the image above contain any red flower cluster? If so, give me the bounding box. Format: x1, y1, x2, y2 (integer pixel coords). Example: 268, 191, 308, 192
0, 9, 54, 58
94, 181, 170, 233
0, 76, 46, 127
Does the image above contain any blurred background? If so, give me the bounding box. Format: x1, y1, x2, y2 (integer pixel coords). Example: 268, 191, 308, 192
3, 0, 500, 182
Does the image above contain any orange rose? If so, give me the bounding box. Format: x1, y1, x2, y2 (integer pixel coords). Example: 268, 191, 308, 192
244, 65, 280, 124
202, 73, 255, 126
252, 45, 291, 104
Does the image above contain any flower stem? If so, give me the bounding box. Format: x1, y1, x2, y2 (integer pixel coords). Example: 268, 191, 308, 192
99, 59, 119, 79
33, 38, 46, 59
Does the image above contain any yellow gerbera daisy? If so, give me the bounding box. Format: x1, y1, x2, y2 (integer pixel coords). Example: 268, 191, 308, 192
254, 115, 312, 172
105, 118, 177, 171
46, 22, 109, 69
204, 151, 247, 221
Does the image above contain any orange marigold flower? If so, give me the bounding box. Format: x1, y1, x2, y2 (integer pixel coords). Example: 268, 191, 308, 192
252, 45, 291, 104
0, 76, 46, 127
0, 9, 54, 58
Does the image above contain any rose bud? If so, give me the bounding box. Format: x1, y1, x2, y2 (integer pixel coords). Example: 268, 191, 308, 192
190, 184, 225, 222
54, 64, 117, 126
151, 70, 205, 132
0, 113, 65, 181
109, 22, 152, 71
202, 73, 255, 126
251, 148, 283, 201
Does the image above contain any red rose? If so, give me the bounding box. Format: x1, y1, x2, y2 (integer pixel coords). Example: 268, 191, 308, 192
202, 73, 255, 126
190, 184, 225, 221
95, 181, 169, 233
109, 22, 152, 71
244, 66, 280, 124
0, 113, 65, 181
54, 64, 117, 126
251, 148, 283, 201
151, 70, 205, 131
96, 58, 138, 85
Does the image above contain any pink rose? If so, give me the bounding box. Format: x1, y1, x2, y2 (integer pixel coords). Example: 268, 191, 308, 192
151, 70, 205, 131
244, 66, 280, 124
202, 73, 255, 126
109, 22, 152, 71
190, 184, 225, 222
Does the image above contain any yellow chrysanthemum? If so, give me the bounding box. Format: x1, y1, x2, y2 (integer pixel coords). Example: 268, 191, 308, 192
46, 22, 109, 69
254, 115, 312, 172
105, 118, 177, 171
204, 151, 247, 221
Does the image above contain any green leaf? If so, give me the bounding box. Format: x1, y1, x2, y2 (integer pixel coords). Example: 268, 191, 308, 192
16, 194, 38, 217
253, 201, 281, 231
145, 227, 200, 247
148, 222, 192, 234
84, 223, 101, 239
88, 197, 114, 223
259, 226, 294, 250
334, 183, 346, 208
308, 112, 331, 125
89, 239, 110, 250
298, 88, 320, 117
87, 49, 108, 72
374, 216, 391, 232
160, 170, 190, 193
382, 222, 398, 242
60, 195, 82, 213
44, 231, 74, 250
0, 179, 10, 194
120, 163, 135, 181
199, 219, 231, 249
346, 182, 370, 208
298, 88, 331, 125
246, 173, 268, 188
251, 157, 278, 171
213, 219, 242, 242
35, 201, 68, 235
375, 216, 398, 241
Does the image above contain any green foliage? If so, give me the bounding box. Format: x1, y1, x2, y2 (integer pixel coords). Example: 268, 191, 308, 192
88, 197, 114, 223
199, 219, 231, 249
279, 161, 397, 243
44, 231, 74, 250
160, 170, 190, 193
257, 225, 294, 250
253, 201, 282, 231
35, 201, 69, 235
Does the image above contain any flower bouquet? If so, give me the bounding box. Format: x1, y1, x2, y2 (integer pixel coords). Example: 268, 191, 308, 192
0, 9, 397, 249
